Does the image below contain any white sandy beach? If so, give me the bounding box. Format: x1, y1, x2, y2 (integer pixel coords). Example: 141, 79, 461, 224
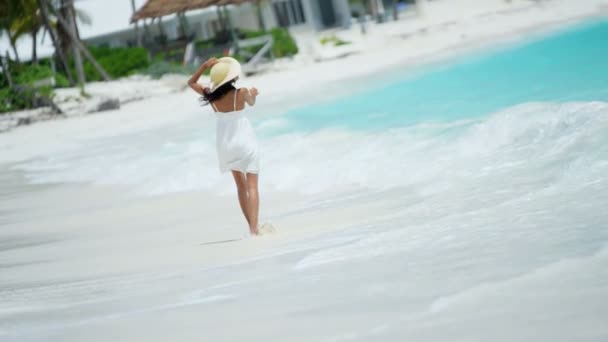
1, 0, 608, 341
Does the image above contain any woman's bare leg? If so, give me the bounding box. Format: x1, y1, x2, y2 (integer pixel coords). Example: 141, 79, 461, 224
246, 173, 259, 235
231, 171, 250, 226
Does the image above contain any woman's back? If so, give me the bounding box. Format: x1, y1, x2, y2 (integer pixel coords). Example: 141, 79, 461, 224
213, 89, 259, 174
211, 89, 247, 113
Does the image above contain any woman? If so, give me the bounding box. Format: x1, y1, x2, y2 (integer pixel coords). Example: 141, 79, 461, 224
188, 57, 262, 236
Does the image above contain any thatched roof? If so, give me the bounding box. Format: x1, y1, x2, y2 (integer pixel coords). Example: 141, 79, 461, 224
131, 0, 254, 22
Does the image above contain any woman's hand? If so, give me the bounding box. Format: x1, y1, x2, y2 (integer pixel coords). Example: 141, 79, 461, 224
203, 58, 218, 69
243, 87, 259, 106
189, 58, 219, 95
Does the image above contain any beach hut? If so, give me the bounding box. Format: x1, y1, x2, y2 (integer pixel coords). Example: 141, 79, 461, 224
131, 0, 257, 61
131, 0, 255, 41
131, 0, 277, 72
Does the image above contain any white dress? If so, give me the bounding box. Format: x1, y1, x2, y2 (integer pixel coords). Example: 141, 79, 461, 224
211, 90, 260, 174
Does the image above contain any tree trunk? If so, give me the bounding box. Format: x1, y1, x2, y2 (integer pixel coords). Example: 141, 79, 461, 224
8, 34, 20, 63
58, 0, 71, 63
37, 0, 75, 85
66, 0, 85, 86
54, 11, 111, 81
31, 29, 39, 65
2, 52, 14, 88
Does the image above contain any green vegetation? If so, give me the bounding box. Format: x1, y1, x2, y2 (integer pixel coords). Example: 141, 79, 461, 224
0, 0, 43, 64
75, 46, 149, 82
241, 28, 299, 57
320, 35, 351, 47
0, 88, 33, 113
1, 0, 300, 114
194, 39, 214, 51
268, 28, 299, 57
0, 53, 138, 113
1, 63, 59, 113
140, 28, 299, 80
13, 63, 52, 84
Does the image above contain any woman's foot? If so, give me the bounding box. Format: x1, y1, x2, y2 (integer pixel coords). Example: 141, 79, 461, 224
249, 223, 275, 236
258, 223, 276, 235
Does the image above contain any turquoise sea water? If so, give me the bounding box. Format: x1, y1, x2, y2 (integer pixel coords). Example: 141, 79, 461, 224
280, 19, 608, 132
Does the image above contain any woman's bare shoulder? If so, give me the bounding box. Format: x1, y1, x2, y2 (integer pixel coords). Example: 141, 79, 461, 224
237, 88, 252, 106
237, 87, 251, 96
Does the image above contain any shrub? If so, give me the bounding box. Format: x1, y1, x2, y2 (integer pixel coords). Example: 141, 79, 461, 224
0, 64, 57, 113
0, 88, 26, 113
269, 28, 298, 57
320, 35, 351, 47
238, 28, 299, 58
72, 46, 150, 81
195, 39, 214, 50
0, 86, 52, 113
54, 73, 70, 88
14, 64, 54, 84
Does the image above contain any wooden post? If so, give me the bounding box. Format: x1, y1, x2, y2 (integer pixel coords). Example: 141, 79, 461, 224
142, 18, 151, 45
255, 0, 266, 32
216, 5, 226, 31
157, 16, 167, 39
224, 6, 239, 51
392, 0, 399, 21
177, 12, 191, 40
54, 11, 112, 81
130, 0, 142, 46
370, 0, 378, 23
36, 0, 75, 86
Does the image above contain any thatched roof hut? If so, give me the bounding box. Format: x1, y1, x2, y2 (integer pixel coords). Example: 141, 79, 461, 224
131, 0, 254, 22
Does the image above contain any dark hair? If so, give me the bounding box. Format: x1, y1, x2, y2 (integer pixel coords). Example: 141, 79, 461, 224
200, 78, 237, 106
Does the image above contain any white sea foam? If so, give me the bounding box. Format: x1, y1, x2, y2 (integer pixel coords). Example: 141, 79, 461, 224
13, 101, 608, 199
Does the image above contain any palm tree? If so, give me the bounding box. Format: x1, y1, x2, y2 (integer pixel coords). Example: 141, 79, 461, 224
0, 0, 24, 62
9, 0, 43, 64
36, 0, 74, 84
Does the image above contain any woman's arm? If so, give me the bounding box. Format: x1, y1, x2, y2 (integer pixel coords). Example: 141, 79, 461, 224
187, 58, 218, 95
242, 87, 259, 106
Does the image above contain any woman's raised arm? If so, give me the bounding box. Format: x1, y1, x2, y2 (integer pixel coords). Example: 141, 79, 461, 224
188, 58, 218, 95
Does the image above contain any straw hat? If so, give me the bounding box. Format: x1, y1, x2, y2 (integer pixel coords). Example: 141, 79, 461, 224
208, 57, 242, 93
